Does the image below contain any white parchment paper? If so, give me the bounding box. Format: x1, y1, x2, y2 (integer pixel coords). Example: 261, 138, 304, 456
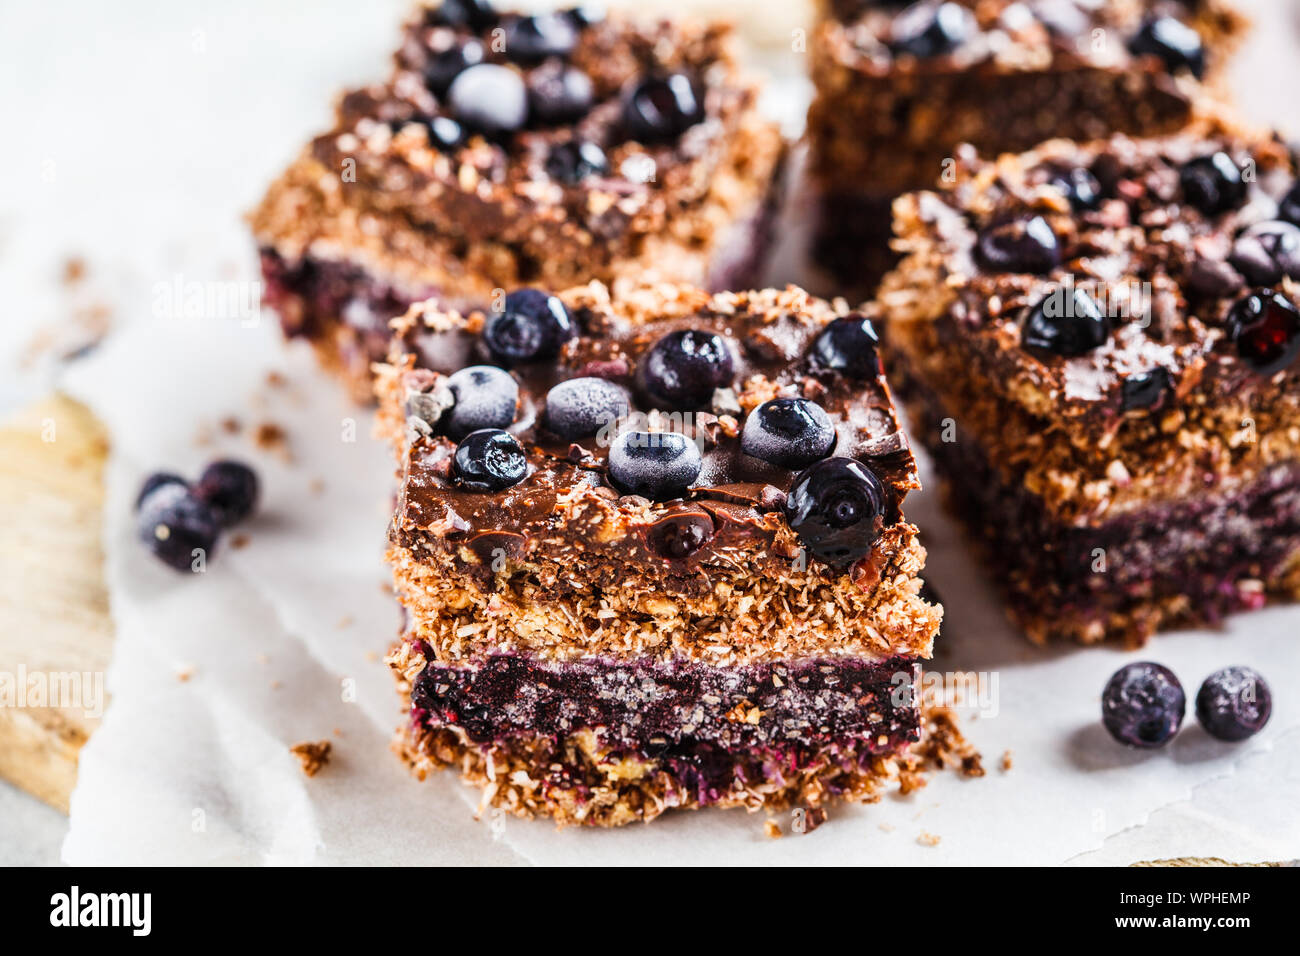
2, 0, 1296, 865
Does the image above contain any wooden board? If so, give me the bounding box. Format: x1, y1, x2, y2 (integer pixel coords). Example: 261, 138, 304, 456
0, 393, 114, 812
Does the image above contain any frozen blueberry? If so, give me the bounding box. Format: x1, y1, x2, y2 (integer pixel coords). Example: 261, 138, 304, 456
976, 216, 1061, 274
890, 1, 972, 59
136, 472, 187, 510
443, 365, 519, 440
621, 74, 704, 142
448, 64, 529, 135
608, 430, 702, 500
1180, 152, 1247, 217
1278, 182, 1300, 227
503, 13, 579, 62
1047, 166, 1103, 211
427, 0, 497, 31
564, 4, 604, 28
528, 65, 594, 125
784, 458, 888, 565
1228, 289, 1300, 376
640, 329, 734, 410
1120, 367, 1171, 412
741, 398, 837, 469
427, 116, 467, 152
482, 289, 576, 366
137, 483, 221, 572
194, 460, 259, 527
542, 377, 629, 440
1101, 662, 1185, 749
1228, 220, 1300, 286
1128, 15, 1205, 79
424, 39, 485, 94
1195, 666, 1272, 742
1021, 286, 1110, 357
545, 140, 608, 184
453, 428, 528, 492
810, 314, 881, 380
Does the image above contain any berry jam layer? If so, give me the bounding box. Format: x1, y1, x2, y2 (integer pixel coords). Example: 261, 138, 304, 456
392, 649, 927, 825
903, 377, 1300, 645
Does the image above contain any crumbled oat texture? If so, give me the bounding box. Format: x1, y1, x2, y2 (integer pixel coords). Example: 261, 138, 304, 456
392, 704, 978, 828
290, 740, 332, 777
917, 831, 941, 847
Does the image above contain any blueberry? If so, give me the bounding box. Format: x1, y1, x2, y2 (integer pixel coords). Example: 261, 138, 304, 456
448, 64, 528, 135
1180, 152, 1247, 217
809, 314, 881, 380
427, 0, 497, 31
453, 428, 528, 491
1047, 166, 1103, 211
976, 216, 1061, 274
1021, 286, 1110, 357
1228, 289, 1300, 376
784, 458, 888, 565
621, 74, 704, 142
482, 289, 575, 366
443, 365, 519, 440
1120, 367, 1171, 412
1195, 666, 1272, 742
137, 483, 221, 571
608, 430, 702, 500
1278, 182, 1300, 226
890, 1, 972, 59
542, 377, 629, 439
136, 472, 187, 510
741, 398, 837, 469
1228, 220, 1300, 286
545, 140, 608, 184
564, 4, 604, 28
424, 39, 485, 95
528, 65, 594, 125
640, 329, 735, 410
1128, 15, 1205, 79
1101, 662, 1185, 748
503, 13, 579, 62
194, 460, 259, 527
427, 116, 467, 152
645, 510, 714, 559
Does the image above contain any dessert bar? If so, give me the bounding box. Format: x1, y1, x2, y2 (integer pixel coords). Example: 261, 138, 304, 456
379, 281, 942, 824
806, 0, 1245, 290
251, 1, 783, 399
879, 121, 1300, 645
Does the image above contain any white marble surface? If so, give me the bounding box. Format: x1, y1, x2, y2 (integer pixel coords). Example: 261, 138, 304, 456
2, 0, 1299, 865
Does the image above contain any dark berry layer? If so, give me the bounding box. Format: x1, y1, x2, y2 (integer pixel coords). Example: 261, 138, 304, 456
409, 652, 921, 795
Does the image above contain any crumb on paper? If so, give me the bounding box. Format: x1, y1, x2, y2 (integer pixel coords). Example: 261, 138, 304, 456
230, 533, 250, 550
1000, 750, 1014, 772
266, 370, 288, 388
175, 663, 196, 682
764, 820, 782, 839
256, 653, 270, 665
878, 822, 895, 833
308, 478, 326, 495
918, 831, 941, 847
337, 615, 354, 629
364, 650, 380, 663
290, 740, 332, 777
253, 421, 291, 461
333, 727, 344, 737
220, 416, 241, 435
270, 680, 283, 690
62, 256, 86, 284
961, 753, 985, 778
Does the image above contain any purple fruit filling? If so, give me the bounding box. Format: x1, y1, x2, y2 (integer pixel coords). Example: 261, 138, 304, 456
410, 653, 920, 794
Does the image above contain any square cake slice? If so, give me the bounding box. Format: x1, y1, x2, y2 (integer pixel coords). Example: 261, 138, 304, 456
879, 119, 1300, 646
805, 0, 1246, 290
250, 2, 784, 400
378, 281, 942, 825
